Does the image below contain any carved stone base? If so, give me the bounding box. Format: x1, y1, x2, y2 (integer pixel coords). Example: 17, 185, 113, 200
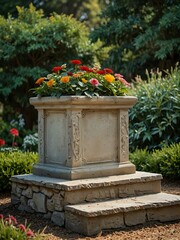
33, 162, 136, 180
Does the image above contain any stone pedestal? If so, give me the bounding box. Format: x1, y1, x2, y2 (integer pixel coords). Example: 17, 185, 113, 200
30, 96, 137, 180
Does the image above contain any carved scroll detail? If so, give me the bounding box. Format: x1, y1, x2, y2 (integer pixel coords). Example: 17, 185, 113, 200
38, 109, 45, 163
67, 110, 82, 166
120, 111, 129, 162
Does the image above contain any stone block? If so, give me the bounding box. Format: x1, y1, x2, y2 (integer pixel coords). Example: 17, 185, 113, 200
32, 192, 47, 213
41, 187, 53, 198
32, 185, 40, 192
147, 205, 180, 222
22, 186, 33, 198
51, 211, 64, 226
47, 193, 63, 211
124, 209, 146, 226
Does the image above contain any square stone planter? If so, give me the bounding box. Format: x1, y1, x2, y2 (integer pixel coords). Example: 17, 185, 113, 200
30, 96, 137, 180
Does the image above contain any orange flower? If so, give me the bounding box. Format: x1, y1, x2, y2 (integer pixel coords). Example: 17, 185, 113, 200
46, 79, 55, 87
73, 73, 82, 78
104, 74, 115, 83
35, 77, 45, 85
60, 76, 70, 83
81, 78, 88, 83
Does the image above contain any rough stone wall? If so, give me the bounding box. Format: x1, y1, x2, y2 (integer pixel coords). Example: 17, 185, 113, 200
11, 182, 65, 226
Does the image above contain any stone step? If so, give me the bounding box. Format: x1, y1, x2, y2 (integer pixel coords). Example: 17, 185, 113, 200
65, 192, 180, 236
11, 171, 162, 205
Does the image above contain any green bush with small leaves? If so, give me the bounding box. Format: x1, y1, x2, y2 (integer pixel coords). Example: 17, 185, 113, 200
129, 65, 180, 151
130, 142, 180, 179
0, 151, 38, 192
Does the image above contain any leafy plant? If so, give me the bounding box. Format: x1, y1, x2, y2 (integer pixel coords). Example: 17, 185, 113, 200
0, 214, 43, 239
130, 142, 180, 179
129, 65, 180, 151
0, 151, 38, 191
0, 4, 109, 128
33, 59, 130, 97
92, 0, 180, 79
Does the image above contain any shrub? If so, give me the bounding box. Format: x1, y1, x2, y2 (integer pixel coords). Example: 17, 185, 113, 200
130, 142, 180, 179
0, 151, 38, 192
129, 65, 180, 151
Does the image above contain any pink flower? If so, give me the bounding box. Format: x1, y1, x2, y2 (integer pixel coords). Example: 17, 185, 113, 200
114, 74, 130, 86
19, 224, 26, 232
89, 78, 99, 87
0, 214, 4, 219
26, 229, 34, 237
10, 128, 19, 137
0, 139, 5, 146
5, 216, 18, 225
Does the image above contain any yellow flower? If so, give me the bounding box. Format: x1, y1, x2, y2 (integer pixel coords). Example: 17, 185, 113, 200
35, 77, 45, 85
81, 78, 88, 83
104, 74, 115, 83
46, 79, 55, 87
60, 76, 70, 83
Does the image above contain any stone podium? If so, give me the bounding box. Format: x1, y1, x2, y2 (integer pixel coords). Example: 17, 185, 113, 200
11, 96, 180, 236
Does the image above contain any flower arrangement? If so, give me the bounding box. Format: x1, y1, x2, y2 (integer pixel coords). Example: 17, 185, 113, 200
34, 60, 131, 97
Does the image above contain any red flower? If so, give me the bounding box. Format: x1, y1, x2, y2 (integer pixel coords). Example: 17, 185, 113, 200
19, 224, 26, 232
97, 70, 106, 75
26, 229, 34, 237
71, 59, 82, 65
0, 214, 4, 219
52, 66, 63, 73
79, 65, 90, 71
0, 139, 5, 146
104, 68, 114, 74
10, 128, 19, 137
67, 71, 73, 76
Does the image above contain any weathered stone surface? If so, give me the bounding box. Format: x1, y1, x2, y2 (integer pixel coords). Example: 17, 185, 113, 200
51, 211, 64, 226
47, 193, 63, 212
11, 194, 20, 205
32, 193, 47, 213
32, 185, 40, 192
65, 193, 180, 236
22, 186, 33, 198
40, 187, 53, 198
124, 210, 146, 226
18, 204, 34, 213
30, 96, 137, 180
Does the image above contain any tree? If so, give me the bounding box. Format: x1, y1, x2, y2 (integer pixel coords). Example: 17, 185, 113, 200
92, 0, 180, 78
0, 4, 108, 128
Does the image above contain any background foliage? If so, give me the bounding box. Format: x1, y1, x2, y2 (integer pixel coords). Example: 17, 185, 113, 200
92, 0, 180, 79
129, 65, 180, 151
0, 4, 108, 128
130, 142, 180, 179
0, 151, 38, 191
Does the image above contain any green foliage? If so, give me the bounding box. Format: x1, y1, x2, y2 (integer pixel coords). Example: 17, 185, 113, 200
0, 4, 108, 128
130, 143, 180, 179
129, 65, 180, 151
92, 0, 180, 78
0, 151, 38, 191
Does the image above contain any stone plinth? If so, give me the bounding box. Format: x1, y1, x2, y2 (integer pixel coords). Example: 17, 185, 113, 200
30, 96, 137, 180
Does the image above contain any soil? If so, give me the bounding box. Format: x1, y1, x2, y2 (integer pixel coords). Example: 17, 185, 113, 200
0, 179, 180, 240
